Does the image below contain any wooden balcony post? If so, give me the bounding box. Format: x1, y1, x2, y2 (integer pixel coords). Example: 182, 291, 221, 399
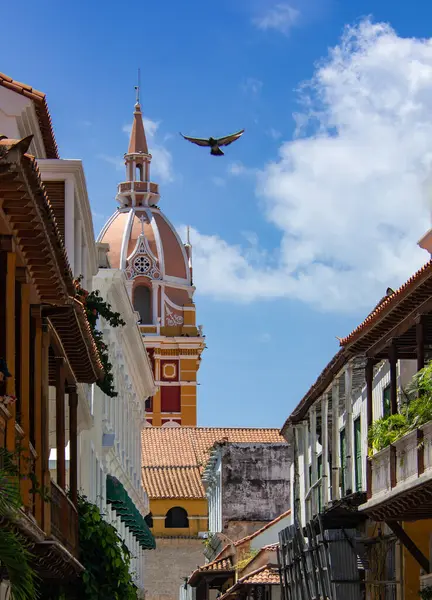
389, 342, 398, 415
321, 393, 329, 506
416, 316, 425, 372
41, 322, 51, 534
331, 378, 340, 501
365, 359, 374, 500
68, 387, 78, 507
55, 357, 66, 490
19, 282, 31, 508
32, 308, 43, 524
344, 362, 354, 495
5, 249, 16, 451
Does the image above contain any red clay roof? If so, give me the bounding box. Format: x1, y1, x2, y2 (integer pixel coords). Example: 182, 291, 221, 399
340, 260, 432, 347
188, 556, 234, 586
218, 566, 280, 600
141, 427, 285, 499
0, 72, 59, 159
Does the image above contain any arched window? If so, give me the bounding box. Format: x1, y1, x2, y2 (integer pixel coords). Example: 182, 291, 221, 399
165, 507, 189, 528
136, 164, 144, 182
134, 285, 152, 323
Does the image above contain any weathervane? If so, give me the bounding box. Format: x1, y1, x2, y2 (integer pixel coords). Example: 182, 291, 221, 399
134, 68, 141, 105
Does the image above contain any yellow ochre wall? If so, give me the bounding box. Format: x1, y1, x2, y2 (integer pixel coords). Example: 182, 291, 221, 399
403, 519, 432, 600
149, 498, 208, 537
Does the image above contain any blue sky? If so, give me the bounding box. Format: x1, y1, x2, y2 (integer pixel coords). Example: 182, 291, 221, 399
4, 0, 432, 427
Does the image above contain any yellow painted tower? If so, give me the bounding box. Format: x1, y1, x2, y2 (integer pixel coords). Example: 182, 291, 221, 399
98, 97, 205, 426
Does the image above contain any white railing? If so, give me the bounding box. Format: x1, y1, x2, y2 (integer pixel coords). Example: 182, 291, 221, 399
370, 421, 432, 498
422, 421, 432, 473
371, 446, 392, 496
395, 429, 418, 485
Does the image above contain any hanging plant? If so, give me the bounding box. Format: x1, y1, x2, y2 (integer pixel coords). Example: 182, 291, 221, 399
39, 494, 138, 600
74, 277, 125, 398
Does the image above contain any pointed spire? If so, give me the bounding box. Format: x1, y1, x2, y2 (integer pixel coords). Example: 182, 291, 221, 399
128, 101, 148, 154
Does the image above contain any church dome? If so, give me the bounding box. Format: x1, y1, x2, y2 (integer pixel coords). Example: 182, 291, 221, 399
97, 101, 194, 329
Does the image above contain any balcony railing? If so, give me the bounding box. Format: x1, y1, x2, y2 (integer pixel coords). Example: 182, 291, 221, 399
370, 421, 432, 497
117, 181, 159, 195
50, 480, 79, 558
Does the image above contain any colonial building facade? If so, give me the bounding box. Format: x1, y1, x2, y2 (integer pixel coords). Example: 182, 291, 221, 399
98, 99, 205, 427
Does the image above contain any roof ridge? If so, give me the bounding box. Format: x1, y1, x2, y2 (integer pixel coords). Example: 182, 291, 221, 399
234, 509, 291, 546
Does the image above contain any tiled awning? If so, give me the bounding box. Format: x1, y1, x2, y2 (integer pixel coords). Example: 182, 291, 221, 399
106, 475, 155, 550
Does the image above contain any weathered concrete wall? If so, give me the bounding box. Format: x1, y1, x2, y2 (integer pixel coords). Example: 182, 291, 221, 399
144, 538, 204, 600
224, 520, 269, 541
221, 443, 290, 527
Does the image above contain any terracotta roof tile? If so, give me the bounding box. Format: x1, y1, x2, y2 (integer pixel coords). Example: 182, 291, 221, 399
188, 556, 234, 586
234, 509, 291, 546
218, 566, 280, 600
263, 543, 279, 551
141, 427, 285, 500
241, 566, 280, 585
0, 72, 59, 159
340, 260, 432, 346
142, 466, 204, 499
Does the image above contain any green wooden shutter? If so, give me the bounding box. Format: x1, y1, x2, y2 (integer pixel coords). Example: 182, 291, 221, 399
354, 417, 362, 492
340, 428, 346, 496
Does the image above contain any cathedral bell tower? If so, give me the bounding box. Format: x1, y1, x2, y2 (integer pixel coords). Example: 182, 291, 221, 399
98, 96, 204, 426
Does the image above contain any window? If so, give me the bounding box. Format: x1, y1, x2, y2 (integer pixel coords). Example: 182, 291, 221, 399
136, 164, 143, 181
165, 507, 189, 528
383, 384, 391, 418
161, 386, 181, 413
133, 285, 152, 324
145, 512, 153, 528
354, 417, 362, 492
145, 396, 153, 412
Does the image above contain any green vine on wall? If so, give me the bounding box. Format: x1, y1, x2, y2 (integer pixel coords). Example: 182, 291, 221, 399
40, 494, 138, 600
74, 277, 125, 398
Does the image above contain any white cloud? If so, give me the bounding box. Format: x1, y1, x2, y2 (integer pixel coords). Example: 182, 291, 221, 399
267, 127, 282, 140
228, 161, 252, 176
181, 20, 432, 313
102, 117, 173, 183
253, 3, 300, 35
242, 77, 263, 95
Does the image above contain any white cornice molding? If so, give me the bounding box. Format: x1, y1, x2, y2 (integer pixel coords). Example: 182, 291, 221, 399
38, 159, 98, 277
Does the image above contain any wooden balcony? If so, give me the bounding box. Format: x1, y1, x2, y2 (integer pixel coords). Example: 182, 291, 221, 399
50, 480, 79, 558
362, 421, 432, 521
117, 181, 159, 195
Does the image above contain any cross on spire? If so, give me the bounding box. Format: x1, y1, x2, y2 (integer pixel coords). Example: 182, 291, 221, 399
139, 213, 146, 235
134, 68, 141, 105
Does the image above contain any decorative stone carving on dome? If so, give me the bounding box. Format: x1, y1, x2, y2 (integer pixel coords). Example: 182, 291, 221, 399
165, 304, 184, 327
125, 233, 161, 281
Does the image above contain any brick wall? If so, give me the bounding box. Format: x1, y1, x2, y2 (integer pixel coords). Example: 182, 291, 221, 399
144, 538, 205, 600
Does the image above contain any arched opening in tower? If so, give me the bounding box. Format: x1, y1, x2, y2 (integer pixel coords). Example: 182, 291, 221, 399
134, 284, 152, 323
136, 163, 144, 182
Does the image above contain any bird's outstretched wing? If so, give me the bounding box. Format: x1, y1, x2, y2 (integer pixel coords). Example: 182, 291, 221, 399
216, 129, 245, 147
180, 133, 211, 147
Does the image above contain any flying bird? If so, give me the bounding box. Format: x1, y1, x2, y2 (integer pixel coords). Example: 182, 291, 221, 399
180, 129, 245, 156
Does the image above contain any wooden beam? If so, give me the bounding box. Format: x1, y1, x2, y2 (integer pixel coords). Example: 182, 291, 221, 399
416, 315, 426, 372
55, 356, 66, 490
366, 295, 432, 358
68, 387, 78, 507
386, 520, 430, 573
389, 343, 398, 415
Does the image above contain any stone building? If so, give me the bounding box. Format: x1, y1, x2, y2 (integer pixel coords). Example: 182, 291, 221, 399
203, 441, 291, 543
